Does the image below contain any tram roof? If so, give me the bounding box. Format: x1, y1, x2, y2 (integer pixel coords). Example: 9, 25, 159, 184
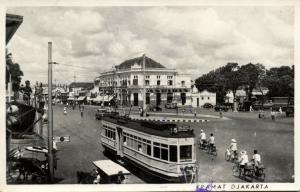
102, 117, 195, 138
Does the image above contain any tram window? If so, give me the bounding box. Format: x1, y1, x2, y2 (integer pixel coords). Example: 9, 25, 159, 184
147, 145, 151, 156
123, 136, 127, 142
154, 146, 160, 158
169, 145, 177, 162
133, 140, 138, 150
161, 144, 168, 148
113, 132, 116, 140
105, 129, 108, 137
142, 143, 147, 153
138, 144, 142, 152
161, 148, 168, 161
154, 142, 160, 146
180, 145, 192, 162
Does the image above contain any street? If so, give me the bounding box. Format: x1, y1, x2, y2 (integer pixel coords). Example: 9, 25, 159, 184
52, 104, 294, 183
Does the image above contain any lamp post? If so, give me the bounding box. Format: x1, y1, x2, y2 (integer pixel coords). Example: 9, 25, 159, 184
232, 67, 238, 112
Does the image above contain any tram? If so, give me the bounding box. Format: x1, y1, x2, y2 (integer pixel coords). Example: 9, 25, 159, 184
100, 115, 198, 183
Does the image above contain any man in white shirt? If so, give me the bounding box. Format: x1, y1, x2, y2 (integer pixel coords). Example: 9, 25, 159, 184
252, 149, 261, 166
229, 139, 238, 158
208, 133, 215, 152
199, 130, 207, 147
239, 150, 249, 176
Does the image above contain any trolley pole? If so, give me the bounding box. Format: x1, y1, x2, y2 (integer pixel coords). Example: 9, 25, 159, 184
48, 42, 54, 182
142, 54, 146, 116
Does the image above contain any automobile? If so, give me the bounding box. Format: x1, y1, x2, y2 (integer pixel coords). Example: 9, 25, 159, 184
95, 108, 108, 120
214, 105, 229, 112
149, 105, 162, 112
252, 100, 273, 110
165, 102, 177, 109
202, 103, 213, 109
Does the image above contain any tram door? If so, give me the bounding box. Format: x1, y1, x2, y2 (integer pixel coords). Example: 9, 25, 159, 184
116, 127, 124, 157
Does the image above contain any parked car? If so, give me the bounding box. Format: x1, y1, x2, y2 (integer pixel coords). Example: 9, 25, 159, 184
214, 105, 229, 112
149, 105, 162, 112
252, 100, 273, 110
95, 108, 108, 120
202, 103, 213, 109
165, 102, 177, 109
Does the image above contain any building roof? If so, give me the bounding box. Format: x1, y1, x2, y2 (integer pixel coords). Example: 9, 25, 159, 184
103, 116, 194, 138
6, 14, 23, 44
69, 82, 94, 89
116, 56, 166, 70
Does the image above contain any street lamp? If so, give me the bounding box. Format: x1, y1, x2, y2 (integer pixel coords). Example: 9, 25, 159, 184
232, 67, 238, 112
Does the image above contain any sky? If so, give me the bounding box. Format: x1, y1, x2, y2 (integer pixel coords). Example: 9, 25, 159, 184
6, 6, 294, 85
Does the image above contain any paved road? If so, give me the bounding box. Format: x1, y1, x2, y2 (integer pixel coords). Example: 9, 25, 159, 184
52, 104, 294, 183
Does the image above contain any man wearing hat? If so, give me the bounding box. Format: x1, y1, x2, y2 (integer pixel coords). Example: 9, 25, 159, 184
229, 139, 238, 159
239, 150, 249, 176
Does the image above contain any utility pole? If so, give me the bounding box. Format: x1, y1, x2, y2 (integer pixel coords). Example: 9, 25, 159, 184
47, 42, 54, 182
142, 54, 146, 116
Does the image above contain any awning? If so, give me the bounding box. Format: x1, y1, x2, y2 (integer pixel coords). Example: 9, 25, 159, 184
93, 160, 131, 176
77, 96, 86, 101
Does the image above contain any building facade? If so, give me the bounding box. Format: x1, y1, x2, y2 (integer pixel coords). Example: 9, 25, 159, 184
94, 56, 192, 107
190, 86, 216, 108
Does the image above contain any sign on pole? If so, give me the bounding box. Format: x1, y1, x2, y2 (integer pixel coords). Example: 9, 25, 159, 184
53, 136, 70, 142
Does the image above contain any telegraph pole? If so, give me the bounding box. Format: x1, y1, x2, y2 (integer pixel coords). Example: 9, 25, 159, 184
48, 42, 54, 182
142, 54, 146, 115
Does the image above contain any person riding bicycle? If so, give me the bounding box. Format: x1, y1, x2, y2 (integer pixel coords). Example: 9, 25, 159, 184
238, 150, 249, 176
208, 133, 215, 152
229, 139, 238, 159
198, 130, 207, 147
252, 149, 262, 172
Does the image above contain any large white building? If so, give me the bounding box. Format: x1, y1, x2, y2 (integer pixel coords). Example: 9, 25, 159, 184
190, 86, 216, 108
94, 55, 192, 107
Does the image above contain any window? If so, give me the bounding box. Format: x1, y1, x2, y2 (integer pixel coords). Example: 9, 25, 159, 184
169, 145, 177, 162
157, 80, 160, 86
208, 97, 210, 100
146, 93, 150, 104
146, 75, 150, 79
161, 148, 168, 161
145, 80, 150, 86
147, 145, 151, 156
154, 146, 160, 158
181, 81, 185, 87
133, 79, 138, 85
157, 75, 160, 79
180, 145, 192, 162
168, 80, 173, 86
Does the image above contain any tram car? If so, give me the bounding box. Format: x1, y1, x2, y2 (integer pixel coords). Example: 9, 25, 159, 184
100, 116, 198, 183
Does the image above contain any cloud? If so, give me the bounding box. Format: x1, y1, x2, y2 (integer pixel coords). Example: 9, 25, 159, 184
6, 6, 294, 84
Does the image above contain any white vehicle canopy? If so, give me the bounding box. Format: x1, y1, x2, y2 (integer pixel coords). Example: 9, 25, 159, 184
92, 160, 131, 176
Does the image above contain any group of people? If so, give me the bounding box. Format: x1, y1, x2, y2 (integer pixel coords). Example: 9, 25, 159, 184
199, 131, 262, 174
198, 130, 215, 151
228, 138, 262, 174
63, 102, 85, 117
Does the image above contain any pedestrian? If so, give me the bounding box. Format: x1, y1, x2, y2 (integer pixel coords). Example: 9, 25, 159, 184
194, 110, 197, 118
64, 106, 67, 115
249, 105, 253, 112
279, 107, 282, 114
80, 106, 84, 117
176, 106, 178, 116
271, 110, 275, 120
219, 110, 223, 118
93, 170, 101, 184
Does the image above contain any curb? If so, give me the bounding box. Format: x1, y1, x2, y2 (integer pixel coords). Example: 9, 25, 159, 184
131, 118, 210, 123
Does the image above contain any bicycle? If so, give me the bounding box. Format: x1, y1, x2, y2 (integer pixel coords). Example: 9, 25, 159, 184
207, 144, 217, 156
225, 149, 238, 162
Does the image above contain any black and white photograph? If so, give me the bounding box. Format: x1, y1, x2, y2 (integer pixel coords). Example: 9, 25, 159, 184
2, 1, 299, 191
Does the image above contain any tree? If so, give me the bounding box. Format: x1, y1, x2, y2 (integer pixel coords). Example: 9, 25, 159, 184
239, 63, 265, 101
6, 52, 23, 92
263, 65, 294, 98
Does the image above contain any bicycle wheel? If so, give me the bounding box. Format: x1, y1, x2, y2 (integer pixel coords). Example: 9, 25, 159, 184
232, 165, 240, 176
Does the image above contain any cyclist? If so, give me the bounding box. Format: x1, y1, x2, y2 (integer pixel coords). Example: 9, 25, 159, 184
229, 139, 238, 159
208, 133, 215, 152
252, 149, 262, 172
238, 150, 249, 176
198, 130, 207, 148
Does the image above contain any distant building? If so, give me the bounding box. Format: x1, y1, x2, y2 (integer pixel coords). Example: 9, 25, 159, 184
94, 55, 192, 107
190, 86, 216, 108
68, 82, 94, 103
226, 88, 269, 103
